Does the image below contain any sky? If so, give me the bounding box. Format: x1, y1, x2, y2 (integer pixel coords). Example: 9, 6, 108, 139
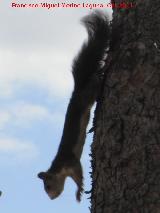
0, 1, 111, 212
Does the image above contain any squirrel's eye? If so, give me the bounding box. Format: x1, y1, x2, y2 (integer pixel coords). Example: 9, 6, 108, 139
46, 185, 51, 190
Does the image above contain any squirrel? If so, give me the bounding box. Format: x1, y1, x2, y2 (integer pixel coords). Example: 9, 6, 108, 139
38, 10, 110, 202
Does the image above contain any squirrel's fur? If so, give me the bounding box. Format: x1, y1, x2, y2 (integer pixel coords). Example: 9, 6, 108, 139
38, 10, 110, 202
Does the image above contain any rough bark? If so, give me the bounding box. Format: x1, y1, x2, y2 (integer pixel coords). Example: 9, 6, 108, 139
91, 0, 160, 212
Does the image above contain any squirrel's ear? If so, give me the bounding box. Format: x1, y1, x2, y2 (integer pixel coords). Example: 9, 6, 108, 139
37, 172, 47, 180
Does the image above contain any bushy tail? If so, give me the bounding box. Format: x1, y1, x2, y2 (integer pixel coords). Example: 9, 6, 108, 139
72, 10, 110, 91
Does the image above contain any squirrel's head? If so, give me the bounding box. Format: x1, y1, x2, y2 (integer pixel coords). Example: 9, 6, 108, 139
38, 160, 84, 202
38, 171, 65, 200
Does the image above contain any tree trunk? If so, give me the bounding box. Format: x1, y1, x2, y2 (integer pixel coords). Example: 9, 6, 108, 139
91, 0, 160, 212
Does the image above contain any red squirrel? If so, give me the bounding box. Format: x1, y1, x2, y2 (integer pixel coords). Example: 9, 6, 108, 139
38, 10, 110, 202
